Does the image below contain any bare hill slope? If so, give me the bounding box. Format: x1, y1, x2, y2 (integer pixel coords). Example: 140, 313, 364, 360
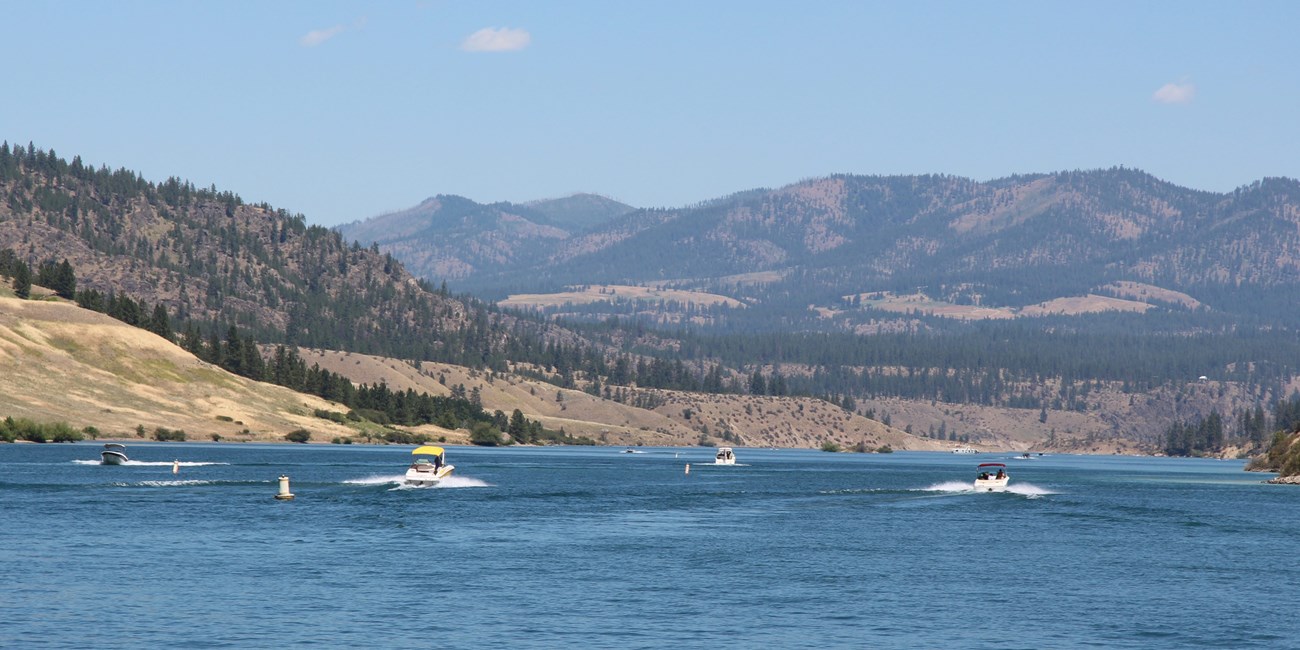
0, 296, 353, 442
298, 347, 943, 450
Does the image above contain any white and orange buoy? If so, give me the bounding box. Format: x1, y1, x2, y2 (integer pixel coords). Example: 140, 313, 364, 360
172, 460, 179, 475
685, 463, 690, 475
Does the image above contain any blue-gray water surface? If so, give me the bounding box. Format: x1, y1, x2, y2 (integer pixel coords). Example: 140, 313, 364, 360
3, 443, 1298, 649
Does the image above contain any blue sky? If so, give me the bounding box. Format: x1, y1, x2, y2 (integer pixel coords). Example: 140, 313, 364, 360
5, 1, 1298, 225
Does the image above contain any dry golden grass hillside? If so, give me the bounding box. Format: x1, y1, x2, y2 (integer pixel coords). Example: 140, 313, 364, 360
298, 348, 943, 450
297, 348, 696, 445
0, 296, 355, 442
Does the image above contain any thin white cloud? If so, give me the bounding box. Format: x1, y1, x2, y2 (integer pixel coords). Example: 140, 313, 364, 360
300, 25, 345, 47
460, 27, 531, 52
1153, 81, 1196, 104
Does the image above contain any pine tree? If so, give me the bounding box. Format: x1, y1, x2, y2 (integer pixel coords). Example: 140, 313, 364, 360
508, 409, 528, 443
147, 304, 173, 342
54, 259, 76, 299
13, 261, 31, 298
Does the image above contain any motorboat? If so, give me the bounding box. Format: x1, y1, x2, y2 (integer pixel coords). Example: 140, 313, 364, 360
951, 446, 978, 454
974, 462, 1009, 492
404, 445, 454, 486
714, 447, 736, 465
100, 443, 129, 465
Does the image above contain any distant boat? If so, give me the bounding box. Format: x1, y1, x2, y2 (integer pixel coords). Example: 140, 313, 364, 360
951, 446, 978, 454
623, 448, 644, 454
974, 463, 1009, 492
714, 447, 736, 465
100, 443, 128, 465
404, 446, 454, 486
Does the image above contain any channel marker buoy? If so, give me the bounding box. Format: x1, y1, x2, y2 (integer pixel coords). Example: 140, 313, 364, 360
275, 475, 295, 500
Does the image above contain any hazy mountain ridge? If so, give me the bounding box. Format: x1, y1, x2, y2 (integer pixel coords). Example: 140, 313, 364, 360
336, 193, 633, 280
352, 170, 1300, 329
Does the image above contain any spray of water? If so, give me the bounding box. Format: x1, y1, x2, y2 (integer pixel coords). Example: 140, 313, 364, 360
345, 474, 492, 489
437, 476, 491, 488
114, 480, 214, 487
388, 476, 492, 490
923, 481, 976, 493
1005, 483, 1056, 497
343, 474, 405, 486
921, 480, 1056, 497
73, 460, 228, 467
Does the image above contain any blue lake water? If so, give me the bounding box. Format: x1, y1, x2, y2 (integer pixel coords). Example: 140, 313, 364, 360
3, 443, 1298, 649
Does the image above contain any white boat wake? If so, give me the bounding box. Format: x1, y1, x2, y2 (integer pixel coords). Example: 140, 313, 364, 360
73, 460, 229, 467
922, 481, 1056, 497
344, 474, 492, 489
342, 474, 405, 486
113, 480, 215, 487
1005, 483, 1056, 497
924, 481, 978, 493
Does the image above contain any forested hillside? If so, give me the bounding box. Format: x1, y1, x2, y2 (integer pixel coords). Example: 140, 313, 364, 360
0, 143, 579, 367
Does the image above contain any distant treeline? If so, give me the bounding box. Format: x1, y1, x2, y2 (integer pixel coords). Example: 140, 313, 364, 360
1, 416, 83, 443
1162, 396, 1300, 456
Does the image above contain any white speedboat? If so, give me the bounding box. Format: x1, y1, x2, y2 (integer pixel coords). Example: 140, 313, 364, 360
404, 446, 454, 486
974, 463, 1009, 492
100, 443, 129, 465
951, 446, 978, 454
714, 447, 736, 465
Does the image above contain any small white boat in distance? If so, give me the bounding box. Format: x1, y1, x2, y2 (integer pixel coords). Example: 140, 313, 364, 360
404, 446, 454, 486
714, 447, 736, 465
974, 463, 1009, 492
951, 446, 978, 454
100, 443, 129, 465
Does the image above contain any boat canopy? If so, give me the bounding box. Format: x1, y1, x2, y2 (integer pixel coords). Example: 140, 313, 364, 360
412, 446, 445, 456
104, 443, 126, 449
977, 463, 1006, 468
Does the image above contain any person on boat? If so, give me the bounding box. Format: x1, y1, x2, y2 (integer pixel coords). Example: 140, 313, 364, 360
996, 469, 1005, 479
979, 472, 989, 480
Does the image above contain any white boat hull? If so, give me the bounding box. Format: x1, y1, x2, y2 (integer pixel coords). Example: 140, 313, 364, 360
404, 464, 454, 486
973, 477, 1009, 492
101, 451, 128, 465
714, 459, 735, 465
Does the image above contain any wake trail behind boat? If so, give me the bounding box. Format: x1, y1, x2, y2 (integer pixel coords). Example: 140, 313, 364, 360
436, 476, 491, 488
1005, 483, 1055, 497
343, 474, 405, 486
73, 460, 229, 466
923, 481, 976, 493
921, 481, 1056, 498
345, 474, 492, 489
114, 480, 216, 487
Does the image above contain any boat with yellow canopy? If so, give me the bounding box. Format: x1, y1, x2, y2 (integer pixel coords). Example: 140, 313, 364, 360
404, 445, 455, 486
